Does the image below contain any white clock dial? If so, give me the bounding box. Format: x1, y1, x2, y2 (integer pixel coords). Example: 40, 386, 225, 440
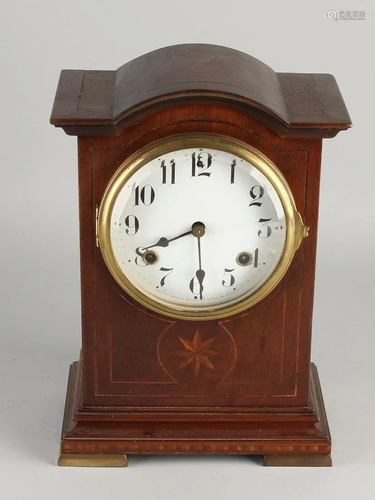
106, 142, 287, 314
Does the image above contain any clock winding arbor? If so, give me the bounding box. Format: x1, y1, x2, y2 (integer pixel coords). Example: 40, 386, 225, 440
50, 44, 351, 467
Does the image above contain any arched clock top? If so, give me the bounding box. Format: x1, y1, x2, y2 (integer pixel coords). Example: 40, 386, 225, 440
50, 44, 351, 138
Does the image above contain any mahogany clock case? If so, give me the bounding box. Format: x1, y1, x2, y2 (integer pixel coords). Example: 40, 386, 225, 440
50, 44, 351, 466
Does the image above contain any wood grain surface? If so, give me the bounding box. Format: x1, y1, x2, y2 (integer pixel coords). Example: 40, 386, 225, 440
50, 44, 350, 464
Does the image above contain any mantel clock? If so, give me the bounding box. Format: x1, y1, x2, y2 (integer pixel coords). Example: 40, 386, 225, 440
50, 44, 351, 467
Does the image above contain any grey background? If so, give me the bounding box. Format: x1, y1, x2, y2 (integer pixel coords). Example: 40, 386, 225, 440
1, 0, 373, 498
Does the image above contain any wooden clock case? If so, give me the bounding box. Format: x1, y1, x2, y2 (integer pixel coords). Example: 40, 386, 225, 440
50, 44, 351, 467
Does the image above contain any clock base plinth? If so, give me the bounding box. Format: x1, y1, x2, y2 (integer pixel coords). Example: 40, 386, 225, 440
58, 361, 331, 467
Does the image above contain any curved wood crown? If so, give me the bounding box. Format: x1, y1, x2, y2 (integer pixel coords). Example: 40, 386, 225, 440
50, 44, 351, 138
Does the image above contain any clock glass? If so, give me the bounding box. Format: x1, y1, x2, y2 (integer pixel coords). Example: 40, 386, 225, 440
98, 134, 306, 320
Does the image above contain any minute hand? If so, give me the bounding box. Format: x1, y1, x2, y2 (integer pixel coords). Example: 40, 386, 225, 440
195, 268, 205, 300
195, 234, 205, 300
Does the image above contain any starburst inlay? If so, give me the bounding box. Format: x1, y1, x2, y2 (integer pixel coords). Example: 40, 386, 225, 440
172, 330, 220, 376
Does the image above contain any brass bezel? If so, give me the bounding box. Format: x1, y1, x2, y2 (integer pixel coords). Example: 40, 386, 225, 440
98, 133, 307, 321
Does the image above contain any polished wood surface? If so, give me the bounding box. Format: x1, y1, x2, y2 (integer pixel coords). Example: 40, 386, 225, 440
77, 102, 321, 409
50, 44, 351, 465
50, 44, 351, 138
59, 362, 331, 465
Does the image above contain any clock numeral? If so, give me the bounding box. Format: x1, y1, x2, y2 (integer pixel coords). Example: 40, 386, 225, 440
134, 184, 155, 206
191, 151, 212, 177
124, 215, 139, 236
134, 246, 148, 267
257, 218, 272, 239
161, 159, 176, 185
159, 267, 173, 287
230, 160, 236, 184
252, 248, 259, 268
189, 275, 204, 297
249, 185, 265, 207
222, 268, 235, 287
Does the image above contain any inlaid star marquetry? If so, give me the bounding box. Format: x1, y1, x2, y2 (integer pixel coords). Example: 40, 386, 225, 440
172, 330, 220, 376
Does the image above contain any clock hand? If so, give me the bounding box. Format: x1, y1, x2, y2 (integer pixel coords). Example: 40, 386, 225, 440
193, 222, 206, 300
195, 267, 205, 301
143, 230, 193, 251
143, 220, 206, 251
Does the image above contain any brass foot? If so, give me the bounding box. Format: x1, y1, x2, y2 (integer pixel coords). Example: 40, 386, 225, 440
263, 454, 332, 467
58, 453, 128, 467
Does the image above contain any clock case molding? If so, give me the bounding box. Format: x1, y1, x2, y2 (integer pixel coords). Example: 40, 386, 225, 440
51, 44, 351, 467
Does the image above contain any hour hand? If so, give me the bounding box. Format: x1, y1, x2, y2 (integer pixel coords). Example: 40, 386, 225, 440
143, 230, 192, 251
145, 237, 169, 250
